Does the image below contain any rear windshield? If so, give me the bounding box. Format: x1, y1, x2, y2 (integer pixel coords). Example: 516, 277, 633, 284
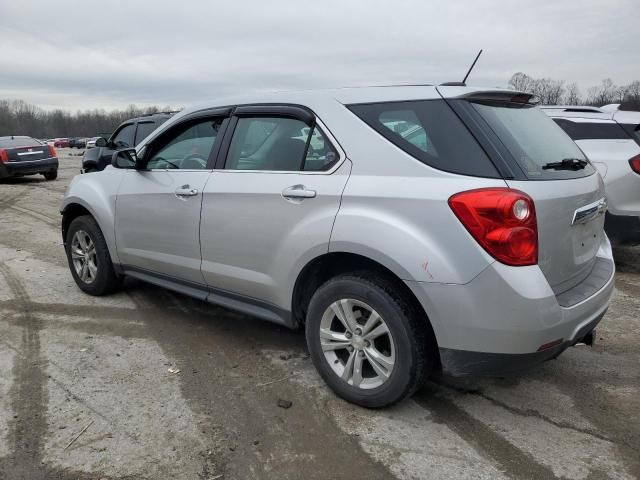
471, 102, 595, 180
0, 137, 39, 148
553, 119, 630, 141
348, 100, 500, 178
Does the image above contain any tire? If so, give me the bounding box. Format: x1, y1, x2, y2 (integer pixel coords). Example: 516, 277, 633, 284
305, 273, 432, 408
43, 170, 57, 181
65, 215, 121, 296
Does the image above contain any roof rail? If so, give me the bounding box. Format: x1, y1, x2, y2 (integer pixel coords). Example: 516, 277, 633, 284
540, 105, 604, 113
137, 111, 180, 118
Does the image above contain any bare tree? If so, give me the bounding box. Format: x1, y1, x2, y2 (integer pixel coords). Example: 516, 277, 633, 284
564, 83, 582, 105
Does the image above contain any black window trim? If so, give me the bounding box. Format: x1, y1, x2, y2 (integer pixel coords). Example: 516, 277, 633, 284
214, 103, 345, 174
137, 109, 232, 171
347, 98, 505, 180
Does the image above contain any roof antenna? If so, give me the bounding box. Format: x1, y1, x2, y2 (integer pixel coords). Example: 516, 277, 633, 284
462, 49, 483, 85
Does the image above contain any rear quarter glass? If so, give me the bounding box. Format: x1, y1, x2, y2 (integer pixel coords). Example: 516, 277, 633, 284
469, 102, 596, 181
347, 99, 501, 178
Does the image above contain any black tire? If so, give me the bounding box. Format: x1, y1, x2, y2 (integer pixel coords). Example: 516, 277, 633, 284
65, 215, 121, 296
43, 170, 57, 180
305, 273, 432, 408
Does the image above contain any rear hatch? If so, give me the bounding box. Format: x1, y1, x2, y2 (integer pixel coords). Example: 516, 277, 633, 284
440, 88, 606, 293
0, 137, 51, 162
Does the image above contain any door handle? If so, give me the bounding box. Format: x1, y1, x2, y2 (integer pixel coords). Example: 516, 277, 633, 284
282, 184, 316, 199
175, 185, 199, 197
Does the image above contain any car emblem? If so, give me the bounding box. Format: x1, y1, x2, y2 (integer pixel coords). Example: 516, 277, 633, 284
572, 198, 607, 225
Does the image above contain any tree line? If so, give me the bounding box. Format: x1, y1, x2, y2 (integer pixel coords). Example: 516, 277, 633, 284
1, 75, 639, 139
0, 100, 178, 139
509, 73, 640, 109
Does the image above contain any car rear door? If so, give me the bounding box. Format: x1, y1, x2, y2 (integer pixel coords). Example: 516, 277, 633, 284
199, 105, 350, 311
115, 111, 230, 284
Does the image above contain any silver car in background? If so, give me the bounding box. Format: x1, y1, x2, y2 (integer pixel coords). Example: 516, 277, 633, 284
61, 86, 614, 407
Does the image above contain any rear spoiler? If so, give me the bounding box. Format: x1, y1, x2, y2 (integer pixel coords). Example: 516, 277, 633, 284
455, 90, 539, 106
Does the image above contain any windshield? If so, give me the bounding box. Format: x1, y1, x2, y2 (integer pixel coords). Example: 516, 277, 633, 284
471, 102, 595, 180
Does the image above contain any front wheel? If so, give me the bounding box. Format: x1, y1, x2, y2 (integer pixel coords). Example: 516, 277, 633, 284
65, 215, 121, 295
305, 273, 432, 408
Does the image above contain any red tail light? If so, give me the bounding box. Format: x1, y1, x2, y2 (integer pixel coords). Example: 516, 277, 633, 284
449, 188, 538, 266
630, 154, 640, 175
0, 149, 7, 163
48, 145, 57, 158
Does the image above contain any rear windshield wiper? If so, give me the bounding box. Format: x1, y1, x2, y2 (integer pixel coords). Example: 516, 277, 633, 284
542, 158, 588, 171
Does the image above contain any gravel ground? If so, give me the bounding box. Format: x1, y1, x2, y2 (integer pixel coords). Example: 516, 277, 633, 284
0, 148, 638, 480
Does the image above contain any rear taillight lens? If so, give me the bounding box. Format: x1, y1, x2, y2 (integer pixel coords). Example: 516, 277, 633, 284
0, 149, 8, 163
48, 145, 57, 158
630, 154, 640, 175
449, 188, 538, 266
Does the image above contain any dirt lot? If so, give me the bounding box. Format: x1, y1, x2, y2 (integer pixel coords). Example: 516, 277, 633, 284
0, 148, 639, 480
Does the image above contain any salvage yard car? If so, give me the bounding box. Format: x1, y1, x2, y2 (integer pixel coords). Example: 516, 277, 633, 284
542, 105, 640, 244
82, 112, 174, 172
0, 135, 59, 180
61, 86, 615, 407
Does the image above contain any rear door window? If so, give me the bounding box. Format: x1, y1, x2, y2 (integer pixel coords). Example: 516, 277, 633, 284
471, 103, 595, 180
348, 100, 499, 177
225, 117, 339, 172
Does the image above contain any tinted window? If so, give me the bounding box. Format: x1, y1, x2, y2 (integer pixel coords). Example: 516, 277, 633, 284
348, 100, 498, 177
111, 124, 135, 148
134, 122, 157, 145
302, 126, 339, 171
146, 118, 224, 170
620, 123, 640, 145
0, 137, 39, 148
226, 117, 308, 171
553, 119, 630, 141
472, 103, 594, 180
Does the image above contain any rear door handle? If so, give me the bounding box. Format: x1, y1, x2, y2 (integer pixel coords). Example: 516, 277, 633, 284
175, 185, 199, 197
282, 184, 316, 199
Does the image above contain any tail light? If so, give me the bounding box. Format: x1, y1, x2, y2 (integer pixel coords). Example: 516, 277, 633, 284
0, 149, 7, 163
449, 188, 538, 266
48, 145, 57, 158
630, 154, 640, 175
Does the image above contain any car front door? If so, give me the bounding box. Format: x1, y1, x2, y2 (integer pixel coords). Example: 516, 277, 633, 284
199, 106, 351, 314
115, 113, 229, 284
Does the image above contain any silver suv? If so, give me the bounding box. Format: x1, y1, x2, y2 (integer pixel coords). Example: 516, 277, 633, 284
61, 86, 615, 407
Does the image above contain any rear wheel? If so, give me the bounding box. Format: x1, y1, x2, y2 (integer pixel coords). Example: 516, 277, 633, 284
43, 170, 57, 180
306, 273, 431, 408
65, 215, 121, 295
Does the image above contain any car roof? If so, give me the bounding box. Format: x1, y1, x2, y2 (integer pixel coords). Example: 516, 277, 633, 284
541, 105, 640, 124
170, 84, 521, 124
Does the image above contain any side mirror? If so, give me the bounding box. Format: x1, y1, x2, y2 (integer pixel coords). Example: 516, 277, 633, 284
111, 148, 140, 169
95, 137, 107, 148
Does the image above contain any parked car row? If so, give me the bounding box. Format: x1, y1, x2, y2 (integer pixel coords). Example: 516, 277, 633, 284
62, 86, 616, 407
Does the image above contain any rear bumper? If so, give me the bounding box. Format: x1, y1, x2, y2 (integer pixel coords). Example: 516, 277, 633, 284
406, 236, 615, 376
605, 212, 640, 245
0, 157, 58, 178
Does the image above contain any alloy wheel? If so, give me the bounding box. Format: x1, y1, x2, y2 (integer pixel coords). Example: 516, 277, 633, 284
71, 230, 98, 284
319, 298, 396, 389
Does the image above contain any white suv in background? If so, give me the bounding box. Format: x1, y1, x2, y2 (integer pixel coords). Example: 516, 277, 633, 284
542, 105, 640, 244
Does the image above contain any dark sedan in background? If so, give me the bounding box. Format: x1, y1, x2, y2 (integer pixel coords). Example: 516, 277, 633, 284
0, 136, 59, 180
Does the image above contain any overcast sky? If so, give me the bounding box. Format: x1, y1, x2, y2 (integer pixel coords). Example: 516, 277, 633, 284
0, 0, 637, 111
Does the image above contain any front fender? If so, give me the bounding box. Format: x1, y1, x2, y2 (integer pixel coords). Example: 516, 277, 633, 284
61, 170, 124, 265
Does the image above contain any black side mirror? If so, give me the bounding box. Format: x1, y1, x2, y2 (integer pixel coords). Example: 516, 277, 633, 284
95, 137, 107, 148
111, 148, 139, 169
